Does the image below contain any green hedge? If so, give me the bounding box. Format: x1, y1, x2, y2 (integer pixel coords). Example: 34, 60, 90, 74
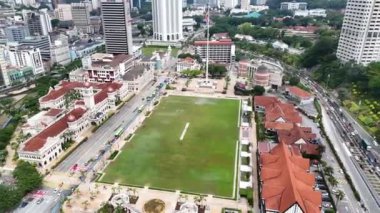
239, 188, 253, 206
108, 151, 119, 160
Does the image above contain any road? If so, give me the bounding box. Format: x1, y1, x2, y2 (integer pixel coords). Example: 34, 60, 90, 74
301, 77, 380, 211
321, 106, 379, 212
55, 77, 167, 172
14, 188, 61, 213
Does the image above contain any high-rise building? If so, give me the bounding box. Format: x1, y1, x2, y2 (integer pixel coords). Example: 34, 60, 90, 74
101, 0, 133, 54
8, 44, 45, 75
220, 0, 238, 8
241, 0, 250, 10
25, 9, 52, 36
152, 0, 183, 41
337, 0, 380, 65
55, 4, 73, 21
72, 2, 93, 34
280, 2, 307, 10
5, 25, 30, 42
21, 35, 51, 60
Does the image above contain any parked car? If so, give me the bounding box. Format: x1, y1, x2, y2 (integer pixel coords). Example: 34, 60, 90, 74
36, 198, 44, 204
20, 202, 28, 208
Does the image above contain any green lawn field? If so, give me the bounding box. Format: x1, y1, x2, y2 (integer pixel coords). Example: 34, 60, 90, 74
100, 96, 240, 197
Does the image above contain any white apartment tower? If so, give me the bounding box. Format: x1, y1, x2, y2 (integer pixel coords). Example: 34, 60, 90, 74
101, 0, 133, 54
337, 0, 380, 65
220, 0, 238, 9
152, 0, 183, 41
241, 0, 250, 10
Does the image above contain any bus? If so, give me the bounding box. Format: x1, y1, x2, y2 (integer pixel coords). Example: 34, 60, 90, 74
138, 104, 145, 112
114, 125, 124, 138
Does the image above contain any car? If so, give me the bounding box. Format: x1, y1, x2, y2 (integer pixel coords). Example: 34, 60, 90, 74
36, 198, 44, 204
20, 202, 28, 208
322, 202, 333, 208
322, 197, 332, 202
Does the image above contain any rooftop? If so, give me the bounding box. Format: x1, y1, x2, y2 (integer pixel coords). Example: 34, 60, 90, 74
122, 65, 146, 81
260, 143, 322, 212
23, 107, 87, 152
194, 38, 233, 46
90, 53, 133, 68
40, 81, 123, 104
287, 86, 313, 99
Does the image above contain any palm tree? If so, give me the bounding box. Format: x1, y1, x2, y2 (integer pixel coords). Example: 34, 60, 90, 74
66, 197, 72, 208
335, 190, 345, 207
327, 176, 338, 188
178, 194, 188, 203
323, 166, 334, 176
194, 195, 206, 207
82, 200, 89, 210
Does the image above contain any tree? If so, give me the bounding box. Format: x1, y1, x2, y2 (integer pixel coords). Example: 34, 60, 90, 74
327, 176, 338, 188
289, 76, 300, 86
82, 200, 89, 210
13, 161, 43, 193
252, 85, 265, 96
323, 166, 334, 176
335, 190, 345, 207
181, 69, 202, 78
208, 64, 227, 78
51, 19, 60, 28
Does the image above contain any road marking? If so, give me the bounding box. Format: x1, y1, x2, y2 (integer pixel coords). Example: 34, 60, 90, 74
179, 122, 190, 141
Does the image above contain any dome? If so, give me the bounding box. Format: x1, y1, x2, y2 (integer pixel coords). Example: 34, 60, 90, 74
257, 65, 269, 73
107, 86, 114, 92
68, 114, 76, 122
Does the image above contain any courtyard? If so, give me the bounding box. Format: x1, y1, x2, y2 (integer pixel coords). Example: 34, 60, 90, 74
100, 96, 240, 198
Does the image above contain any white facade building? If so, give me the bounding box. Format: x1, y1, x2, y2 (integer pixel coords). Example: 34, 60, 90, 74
294, 9, 326, 17
152, 0, 183, 41
241, 0, 250, 10
24, 9, 52, 36
220, 0, 238, 9
18, 80, 129, 167
55, 4, 73, 21
337, 0, 380, 65
8, 44, 45, 75
122, 65, 155, 92
280, 2, 307, 10
176, 57, 201, 72
51, 40, 71, 66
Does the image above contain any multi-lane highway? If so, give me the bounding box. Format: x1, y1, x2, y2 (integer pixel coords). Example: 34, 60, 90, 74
302, 78, 380, 212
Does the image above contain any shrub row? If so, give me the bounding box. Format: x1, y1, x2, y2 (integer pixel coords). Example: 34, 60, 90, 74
108, 150, 119, 160
239, 188, 253, 206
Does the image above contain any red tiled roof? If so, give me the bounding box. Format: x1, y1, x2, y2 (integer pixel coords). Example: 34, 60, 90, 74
287, 86, 313, 100
265, 103, 302, 124
180, 57, 196, 63
194, 39, 233, 46
23, 108, 87, 152
44, 108, 63, 117
287, 26, 318, 33
260, 143, 322, 213
40, 81, 122, 104
254, 96, 279, 108
265, 122, 294, 131
278, 126, 319, 155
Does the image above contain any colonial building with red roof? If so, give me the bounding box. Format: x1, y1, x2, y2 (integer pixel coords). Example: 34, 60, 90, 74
259, 143, 322, 212
286, 86, 314, 105
278, 126, 320, 156
18, 80, 130, 167
254, 96, 302, 132
176, 57, 201, 73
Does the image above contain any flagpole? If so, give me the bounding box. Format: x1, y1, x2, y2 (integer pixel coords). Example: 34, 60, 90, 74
205, 1, 210, 82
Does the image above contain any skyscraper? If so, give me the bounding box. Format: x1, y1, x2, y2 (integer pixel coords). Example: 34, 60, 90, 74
220, 0, 238, 8
24, 9, 52, 36
152, 0, 183, 41
71, 2, 92, 34
101, 0, 133, 54
337, 0, 380, 65
241, 0, 250, 10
